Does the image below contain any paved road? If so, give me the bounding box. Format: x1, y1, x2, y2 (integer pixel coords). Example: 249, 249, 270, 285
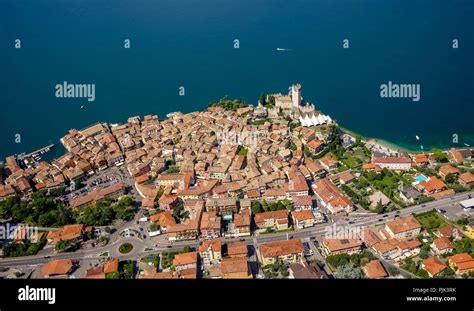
304, 238, 333, 276
1, 191, 472, 268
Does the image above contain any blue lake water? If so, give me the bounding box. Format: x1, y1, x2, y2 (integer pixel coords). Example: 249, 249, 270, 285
1, 0, 473, 160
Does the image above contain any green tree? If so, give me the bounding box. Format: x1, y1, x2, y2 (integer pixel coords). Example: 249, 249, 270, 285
154, 190, 164, 209
239, 148, 249, 156
251, 201, 263, 214
106, 271, 120, 279
326, 254, 350, 269
355, 135, 362, 146
121, 261, 135, 279
280, 199, 293, 210
55, 239, 72, 252
268, 95, 275, 106
416, 268, 429, 278
374, 200, 385, 214
150, 222, 161, 232
445, 173, 457, 184
172, 203, 189, 221
432, 149, 448, 163
259, 93, 266, 106
167, 166, 180, 173
419, 245, 431, 259
334, 263, 363, 279
388, 267, 400, 276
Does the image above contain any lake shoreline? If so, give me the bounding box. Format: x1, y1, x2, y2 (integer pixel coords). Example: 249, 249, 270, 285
339, 126, 438, 155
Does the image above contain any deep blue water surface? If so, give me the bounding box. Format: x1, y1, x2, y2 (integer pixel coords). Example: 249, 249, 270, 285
1, 0, 473, 159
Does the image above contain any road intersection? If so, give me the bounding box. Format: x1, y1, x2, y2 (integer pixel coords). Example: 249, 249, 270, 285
1, 191, 472, 268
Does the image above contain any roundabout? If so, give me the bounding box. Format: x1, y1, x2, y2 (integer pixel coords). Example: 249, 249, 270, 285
118, 243, 134, 254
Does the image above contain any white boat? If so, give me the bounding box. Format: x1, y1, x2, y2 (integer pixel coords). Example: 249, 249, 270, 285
276, 48, 292, 51
81, 105, 85, 109
415, 135, 420, 140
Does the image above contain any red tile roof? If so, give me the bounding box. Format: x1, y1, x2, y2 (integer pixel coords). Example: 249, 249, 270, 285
386, 216, 422, 234
364, 260, 388, 279
42, 259, 73, 277
259, 239, 304, 258
423, 256, 447, 276
172, 252, 197, 267
254, 210, 288, 224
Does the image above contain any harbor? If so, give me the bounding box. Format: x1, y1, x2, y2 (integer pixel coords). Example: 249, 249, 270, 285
17, 144, 55, 167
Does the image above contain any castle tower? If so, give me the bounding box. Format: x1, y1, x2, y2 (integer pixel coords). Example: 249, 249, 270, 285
291, 84, 302, 108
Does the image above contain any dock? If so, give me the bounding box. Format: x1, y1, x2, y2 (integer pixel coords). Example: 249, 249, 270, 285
17, 144, 55, 161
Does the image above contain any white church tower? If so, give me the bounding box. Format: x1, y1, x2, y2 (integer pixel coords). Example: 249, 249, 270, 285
291, 84, 302, 108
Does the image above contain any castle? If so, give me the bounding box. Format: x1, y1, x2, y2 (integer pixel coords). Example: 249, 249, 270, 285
269, 84, 332, 127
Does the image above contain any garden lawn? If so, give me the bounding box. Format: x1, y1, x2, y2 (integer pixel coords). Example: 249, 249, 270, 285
415, 210, 446, 232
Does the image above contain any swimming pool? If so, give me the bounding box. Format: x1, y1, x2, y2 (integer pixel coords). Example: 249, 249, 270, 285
415, 175, 427, 182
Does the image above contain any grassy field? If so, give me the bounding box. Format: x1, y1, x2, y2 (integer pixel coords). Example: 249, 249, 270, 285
415, 210, 446, 231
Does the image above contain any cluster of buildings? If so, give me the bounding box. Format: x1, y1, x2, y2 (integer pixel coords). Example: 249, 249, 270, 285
0, 157, 66, 200
360, 216, 423, 262
138, 238, 324, 279
38, 257, 119, 279
1, 83, 473, 281
363, 148, 473, 203
314, 214, 474, 278
46, 224, 93, 248
137, 240, 252, 279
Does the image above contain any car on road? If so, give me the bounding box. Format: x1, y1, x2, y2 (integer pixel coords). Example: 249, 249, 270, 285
422, 204, 426, 207
411, 212, 416, 216
378, 218, 383, 222
43, 256, 51, 259
438, 208, 447, 214
348, 221, 354, 224
167, 245, 172, 248
239, 238, 246, 242
383, 214, 389, 218
395, 210, 401, 214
